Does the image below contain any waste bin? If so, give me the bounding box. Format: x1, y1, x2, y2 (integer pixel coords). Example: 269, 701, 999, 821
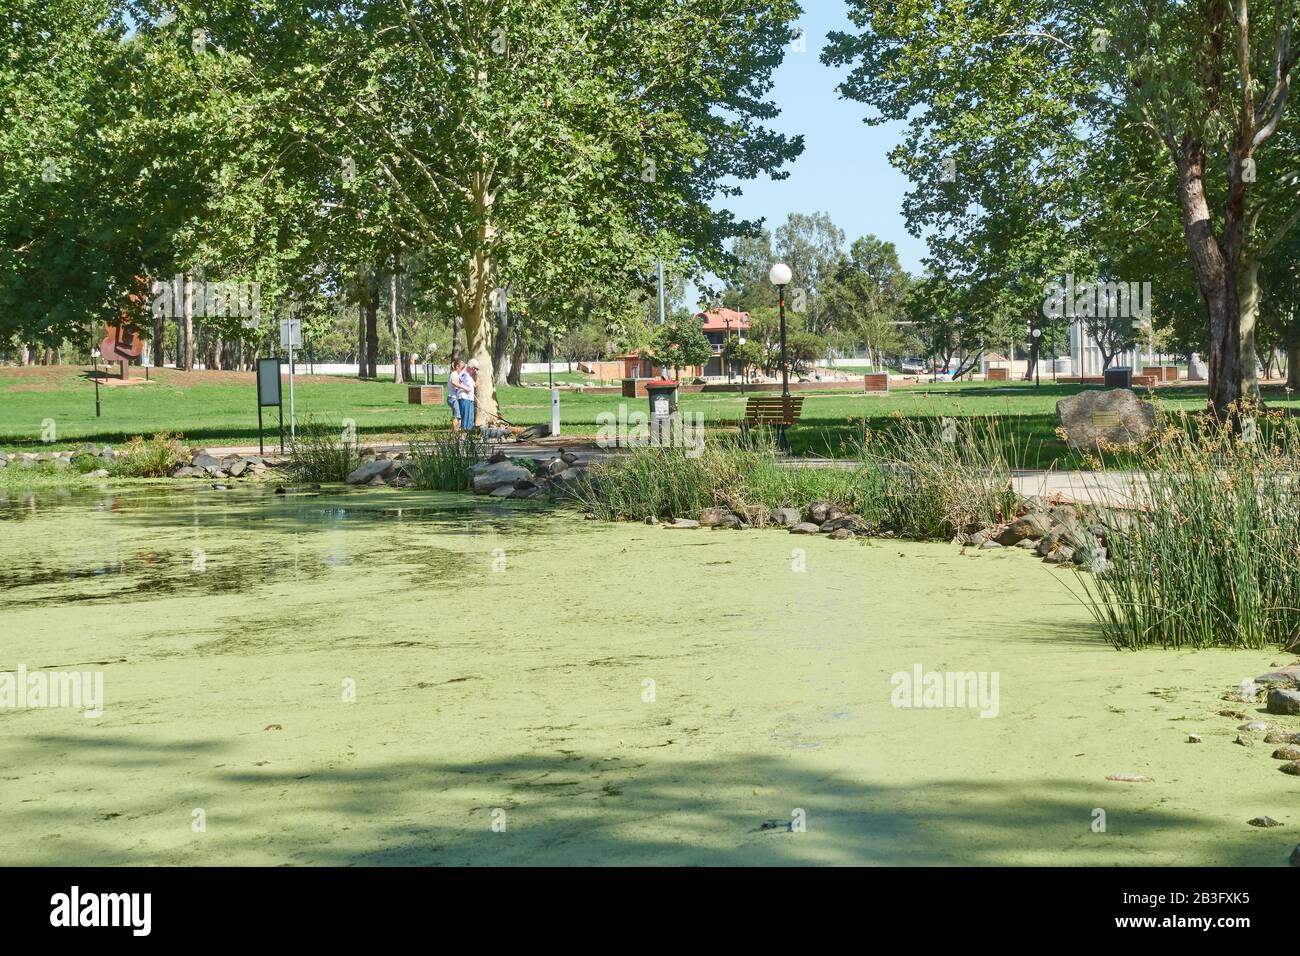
646, 380, 679, 421
1103, 366, 1133, 389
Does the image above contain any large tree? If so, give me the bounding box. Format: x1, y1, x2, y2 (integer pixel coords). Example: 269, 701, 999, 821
825, 0, 1300, 416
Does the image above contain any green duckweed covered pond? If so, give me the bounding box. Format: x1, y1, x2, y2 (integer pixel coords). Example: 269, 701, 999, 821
0, 483, 1294, 865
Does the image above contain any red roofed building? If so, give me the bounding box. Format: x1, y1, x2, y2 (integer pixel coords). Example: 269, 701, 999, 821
695, 308, 750, 378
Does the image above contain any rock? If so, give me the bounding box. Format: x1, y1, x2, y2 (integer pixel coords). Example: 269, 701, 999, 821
644, 516, 658, 525
1265, 732, 1300, 744
1272, 746, 1300, 761
829, 528, 856, 540
1266, 688, 1300, 715
1056, 388, 1157, 453
468, 461, 531, 494
1187, 733, 1202, 744
1256, 666, 1300, 688
806, 500, 845, 525
711, 514, 743, 530
1235, 735, 1255, 747
510, 486, 542, 499
489, 485, 516, 497
191, 452, 222, 470
772, 507, 802, 527
1015, 538, 1037, 549
367, 475, 387, 486
821, 514, 869, 534
1034, 532, 1059, 556
90, 468, 109, 478
1281, 762, 1300, 776
100, 447, 117, 462
789, 522, 821, 535
1105, 773, 1153, 783
512, 478, 538, 492
346, 459, 397, 485
228, 460, 248, 477
1043, 546, 1074, 565
1241, 720, 1274, 732
698, 507, 732, 527
978, 539, 1003, 550
1247, 816, 1283, 828
996, 513, 1053, 545
488, 451, 510, 464
970, 529, 991, 546
664, 518, 700, 529
1237, 680, 1262, 702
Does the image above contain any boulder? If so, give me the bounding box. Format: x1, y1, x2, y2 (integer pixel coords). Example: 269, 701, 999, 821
367, 475, 387, 486
488, 451, 510, 464
1056, 388, 1157, 453
1266, 688, 1300, 715
711, 514, 743, 530
772, 507, 803, 527
228, 460, 248, 477
789, 522, 821, 534
346, 459, 397, 485
822, 514, 869, 534
664, 518, 700, 529
1256, 666, 1300, 689
1043, 546, 1074, 565
698, 507, 732, 527
468, 461, 531, 494
489, 485, 516, 497
978, 539, 1003, 549
806, 500, 846, 525
996, 513, 1053, 546
191, 452, 222, 470
829, 528, 856, 540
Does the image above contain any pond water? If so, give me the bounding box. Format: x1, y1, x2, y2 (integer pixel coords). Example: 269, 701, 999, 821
0, 484, 1293, 865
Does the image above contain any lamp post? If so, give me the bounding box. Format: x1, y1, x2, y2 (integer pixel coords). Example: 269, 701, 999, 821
1030, 323, 1042, 388
768, 262, 793, 451
724, 315, 732, 383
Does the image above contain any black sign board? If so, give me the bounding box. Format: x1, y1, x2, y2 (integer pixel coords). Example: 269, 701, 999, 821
256, 357, 284, 454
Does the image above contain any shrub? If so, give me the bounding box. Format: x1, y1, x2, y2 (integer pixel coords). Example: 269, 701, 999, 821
287, 418, 363, 483
111, 433, 184, 478
407, 432, 485, 491
1075, 408, 1300, 650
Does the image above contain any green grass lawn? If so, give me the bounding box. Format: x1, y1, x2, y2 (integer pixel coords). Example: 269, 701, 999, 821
3, 365, 1294, 466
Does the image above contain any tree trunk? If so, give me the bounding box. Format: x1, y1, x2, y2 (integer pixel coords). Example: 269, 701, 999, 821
458, 171, 498, 425
1173, 146, 1242, 416
357, 297, 367, 379
152, 303, 166, 366
506, 331, 526, 386
1287, 342, 1300, 390
182, 273, 195, 371
388, 270, 403, 384
1238, 257, 1262, 402
492, 300, 510, 386
365, 278, 379, 379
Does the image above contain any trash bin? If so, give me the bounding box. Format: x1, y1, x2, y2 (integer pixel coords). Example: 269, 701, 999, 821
646, 380, 679, 421
1103, 366, 1133, 389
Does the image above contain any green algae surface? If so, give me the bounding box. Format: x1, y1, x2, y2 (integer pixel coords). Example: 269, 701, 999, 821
0, 484, 1295, 865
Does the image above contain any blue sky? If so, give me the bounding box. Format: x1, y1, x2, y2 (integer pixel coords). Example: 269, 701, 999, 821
688, 5, 924, 307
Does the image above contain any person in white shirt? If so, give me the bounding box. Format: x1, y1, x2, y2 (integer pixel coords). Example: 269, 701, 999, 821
446, 358, 468, 433
458, 359, 479, 431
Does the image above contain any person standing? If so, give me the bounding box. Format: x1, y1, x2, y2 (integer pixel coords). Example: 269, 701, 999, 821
460, 358, 480, 432
446, 358, 467, 433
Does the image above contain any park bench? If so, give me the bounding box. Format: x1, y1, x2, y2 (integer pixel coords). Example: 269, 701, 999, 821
740, 395, 804, 437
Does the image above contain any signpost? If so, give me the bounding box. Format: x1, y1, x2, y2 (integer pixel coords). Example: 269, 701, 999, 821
550, 389, 561, 437
256, 357, 284, 454
280, 318, 301, 441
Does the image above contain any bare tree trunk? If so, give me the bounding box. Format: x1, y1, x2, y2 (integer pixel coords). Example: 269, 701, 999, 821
357, 298, 367, 379
1238, 257, 1261, 402
365, 278, 379, 379
182, 273, 195, 371
492, 300, 509, 386
506, 331, 526, 386
458, 170, 499, 424
388, 269, 404, 384
1174, 145, 1241, 417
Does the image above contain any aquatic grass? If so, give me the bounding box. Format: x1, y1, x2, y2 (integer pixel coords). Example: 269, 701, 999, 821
407, 431, 485, 491
287, 418, 363, 483
110, 433, 184, 478
1075, 409, 1300, 650
849, 415, 1024, 539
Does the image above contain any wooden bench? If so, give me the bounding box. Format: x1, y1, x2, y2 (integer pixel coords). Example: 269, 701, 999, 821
741, 395, 805, 430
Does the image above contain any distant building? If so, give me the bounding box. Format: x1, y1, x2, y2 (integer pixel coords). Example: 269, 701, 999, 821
695, 308, 750, 378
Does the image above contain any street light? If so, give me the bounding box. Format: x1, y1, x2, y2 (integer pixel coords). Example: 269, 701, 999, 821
768, 262, 793, 451
1030, 324, 1042, 388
